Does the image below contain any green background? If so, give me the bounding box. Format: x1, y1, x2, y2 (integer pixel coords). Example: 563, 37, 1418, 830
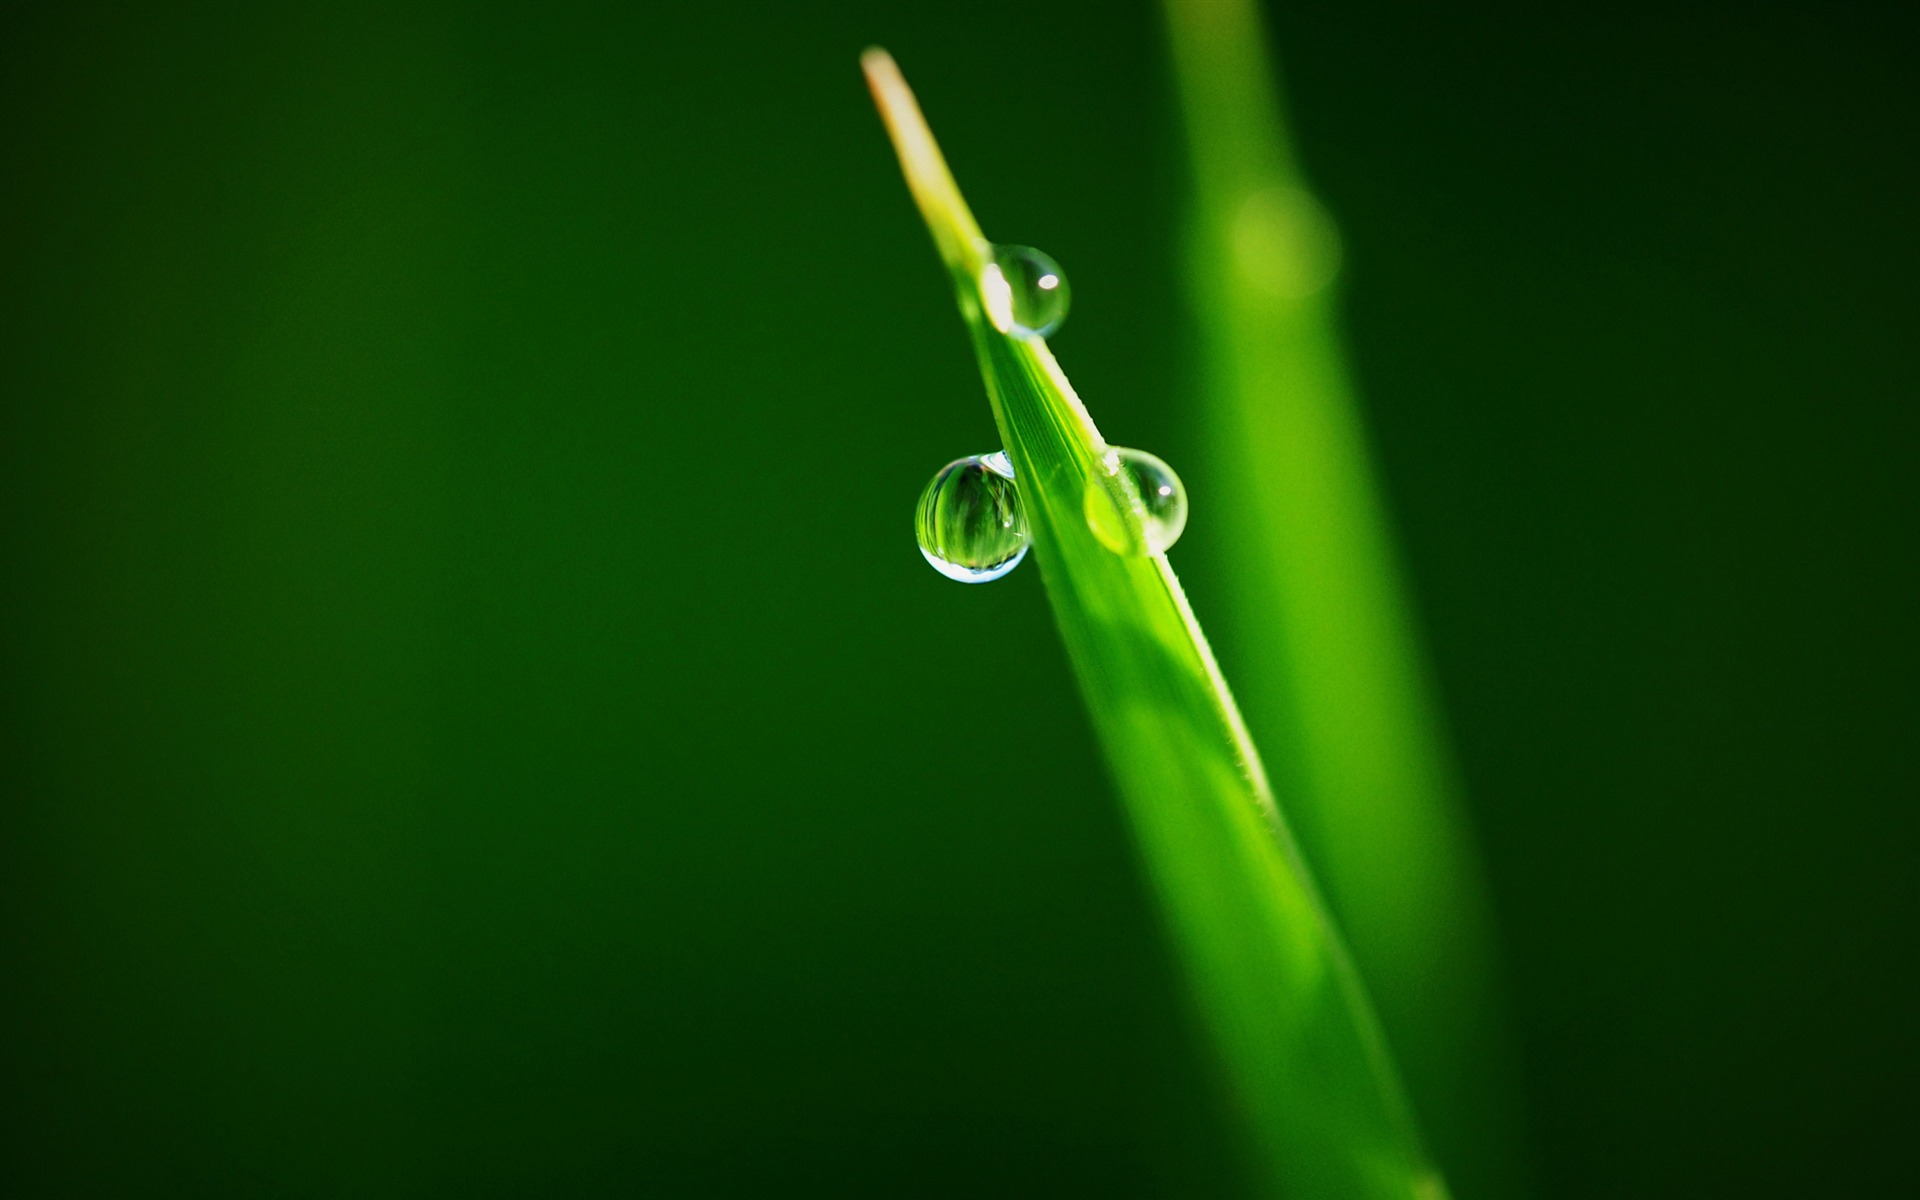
2, 1, 1912, 1195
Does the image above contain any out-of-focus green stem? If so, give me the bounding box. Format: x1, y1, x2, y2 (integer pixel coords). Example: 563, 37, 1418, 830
1161, 2, 1524, 1196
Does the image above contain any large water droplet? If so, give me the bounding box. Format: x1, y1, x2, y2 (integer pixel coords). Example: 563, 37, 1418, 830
1083, 446, 1188, 556
980, 244, 1070, 338
916, 451, 1030, 583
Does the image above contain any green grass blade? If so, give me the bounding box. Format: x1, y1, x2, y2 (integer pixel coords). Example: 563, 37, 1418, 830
864, 49, 1443, 1200
1160, 2, 1521, 1195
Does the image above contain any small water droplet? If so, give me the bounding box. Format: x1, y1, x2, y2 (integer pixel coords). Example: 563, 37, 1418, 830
1083, 446, 1188, 556
980, 244, 1070, 338
916, 451, 1030, 583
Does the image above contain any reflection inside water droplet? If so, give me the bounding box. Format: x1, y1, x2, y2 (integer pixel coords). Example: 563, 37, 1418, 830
915, 451, 1029, 583
1084, 446, 1188, 556
980, 244, 1071, 338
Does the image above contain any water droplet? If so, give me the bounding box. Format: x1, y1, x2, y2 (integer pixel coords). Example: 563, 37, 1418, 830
1083, 446, 1188, 556
980, 244, 1070, 338
916, 451, 1030, 583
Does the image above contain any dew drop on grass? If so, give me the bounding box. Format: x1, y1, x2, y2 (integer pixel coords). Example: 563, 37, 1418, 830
916, 451, 1030, 582
980, 244, 1070, 338
1084, 446, 1188, 556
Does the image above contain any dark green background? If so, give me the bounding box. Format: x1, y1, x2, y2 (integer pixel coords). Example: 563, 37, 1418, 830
2, 1, 1912, 1195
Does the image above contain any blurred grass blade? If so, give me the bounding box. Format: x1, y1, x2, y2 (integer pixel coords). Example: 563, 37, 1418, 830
1160, 2, 1521, 1195
864, 49, 1443, 1200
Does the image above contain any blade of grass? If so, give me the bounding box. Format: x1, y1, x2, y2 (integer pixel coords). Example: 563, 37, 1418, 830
864, 49, 1445, 1200
1160, 2, 1522, 1196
